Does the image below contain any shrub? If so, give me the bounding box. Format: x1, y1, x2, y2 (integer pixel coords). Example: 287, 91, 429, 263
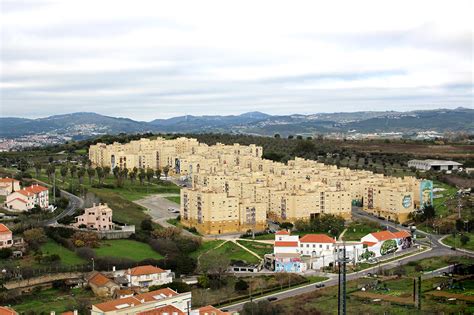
0, 248, 12, 259
150, 281, 191, 293
235, 279, 249, 291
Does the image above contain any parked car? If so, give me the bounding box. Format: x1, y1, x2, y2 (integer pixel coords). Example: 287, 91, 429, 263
315, 283, 325, 288
267, 297, 278, 302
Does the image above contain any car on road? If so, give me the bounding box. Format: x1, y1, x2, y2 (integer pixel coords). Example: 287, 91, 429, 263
267, 297, 278, 302
172, 210, 180, 213
315, 283, 325, 288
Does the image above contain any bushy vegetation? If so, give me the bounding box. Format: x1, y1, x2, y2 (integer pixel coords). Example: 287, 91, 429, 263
294, 214, 345, 237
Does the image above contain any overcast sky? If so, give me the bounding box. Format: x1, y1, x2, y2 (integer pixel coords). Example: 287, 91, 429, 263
1, 0, 472, 120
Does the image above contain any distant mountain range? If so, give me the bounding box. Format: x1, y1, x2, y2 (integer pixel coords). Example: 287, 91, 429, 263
1, 108, 473, 139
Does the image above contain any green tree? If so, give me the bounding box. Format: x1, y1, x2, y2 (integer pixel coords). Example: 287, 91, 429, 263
87, 167, 95, 184
155, 169, 162, 180
198, 251, 230, 284
460, 234, 470, 246
96, 167, 104, 185
77, 167, 86, 185
34, 162, 42, 178
163, 166, 170, 177
46, 165, 56, 181
146, 168, 154, 184
103, 166, 111, 178
60, 165, 68, 182
138, 168, 146, 185
129, 170, 137, 184
235, 279, 249, 291
69, 165, 77, 179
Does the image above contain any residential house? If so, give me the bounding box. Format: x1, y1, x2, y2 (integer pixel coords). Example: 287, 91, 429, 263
88, 272, 120, 297
91, 288, 191, 315
74, 203, 113, 230
0, 224, 13, 249
5, 184, 49, 212
0, 178, 20, 196
125, 265, 173, 288
360, 230, 412, 258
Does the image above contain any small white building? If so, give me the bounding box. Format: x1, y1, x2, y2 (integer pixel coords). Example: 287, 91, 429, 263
408, 159, 462, 172
360, 230, 412, 258
124, 265, 173, 288
0, 177, 21, 196
5, 184, 49, 212
0, 223, 13, 249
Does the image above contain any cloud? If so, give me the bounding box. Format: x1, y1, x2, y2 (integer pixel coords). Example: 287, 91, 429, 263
0, 0, 472, 120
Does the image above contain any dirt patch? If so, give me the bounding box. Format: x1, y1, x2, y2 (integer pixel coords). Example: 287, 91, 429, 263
426, 291, 474, 302
351, 291, 414, 305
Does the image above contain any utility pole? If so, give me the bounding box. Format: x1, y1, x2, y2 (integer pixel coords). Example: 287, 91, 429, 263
337, 244, 350, 315
53, 171, 56, 204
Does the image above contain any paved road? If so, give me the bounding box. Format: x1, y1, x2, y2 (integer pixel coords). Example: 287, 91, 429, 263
134, 194, 197, 237
31, 179, 85, 226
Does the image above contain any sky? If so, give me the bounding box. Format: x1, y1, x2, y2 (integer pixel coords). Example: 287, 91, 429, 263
0, 0, 472, 120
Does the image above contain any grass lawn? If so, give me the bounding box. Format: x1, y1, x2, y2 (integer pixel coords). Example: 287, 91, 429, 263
189, 240, 225, 259
94, 239, 163, 261
206, 241, 260, 264
432, 180, 458, 217
236, 240, 273, 257
40, 239, 86, 266
342, 219, 382, 241
11, 287, 100, 313
165, 195, 180, 204
442, 232, 474, 251
395, 256, 473, 276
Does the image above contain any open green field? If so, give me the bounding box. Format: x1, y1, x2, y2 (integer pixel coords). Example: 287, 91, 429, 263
342, 220, 382, 241
432, 180, 458, 217
11, 287, 101, 313
40, 239, 86, 266
94, 239, 163, 261
205, 241, 260, 264
189, 240, 225, 259
165, 195, 180, 204
442, 233, 474, 251
236, 240, 273, 257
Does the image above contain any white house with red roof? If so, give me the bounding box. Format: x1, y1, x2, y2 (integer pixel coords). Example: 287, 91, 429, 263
360, 230, 412, 258
0, 224, 13, 249
5, 184, 49, 212
124, 265, 173, 288
0, 177, 20, 196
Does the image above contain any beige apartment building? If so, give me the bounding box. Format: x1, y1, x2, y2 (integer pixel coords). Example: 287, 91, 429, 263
73, 203, 113, 230
89, 137, 428, 234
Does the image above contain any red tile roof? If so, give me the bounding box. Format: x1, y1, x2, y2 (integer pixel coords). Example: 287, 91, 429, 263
393, 230, 411, 238
127, 265, 165, 276
89, 272, 114, 287
0, 224, 11, 234
135, 288, 178, 302
0, 306, 18, 315
274, 241, 298, 247
138, 305, 185, 315
93, 296, 142, 312
362, 241, 377, 247
300, 234, 335, 243
16, 185, 48, 197
275, 230, 290, 235
370, 231, 396, 241
197, 305, 230, 315
0, 178, 18, 183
